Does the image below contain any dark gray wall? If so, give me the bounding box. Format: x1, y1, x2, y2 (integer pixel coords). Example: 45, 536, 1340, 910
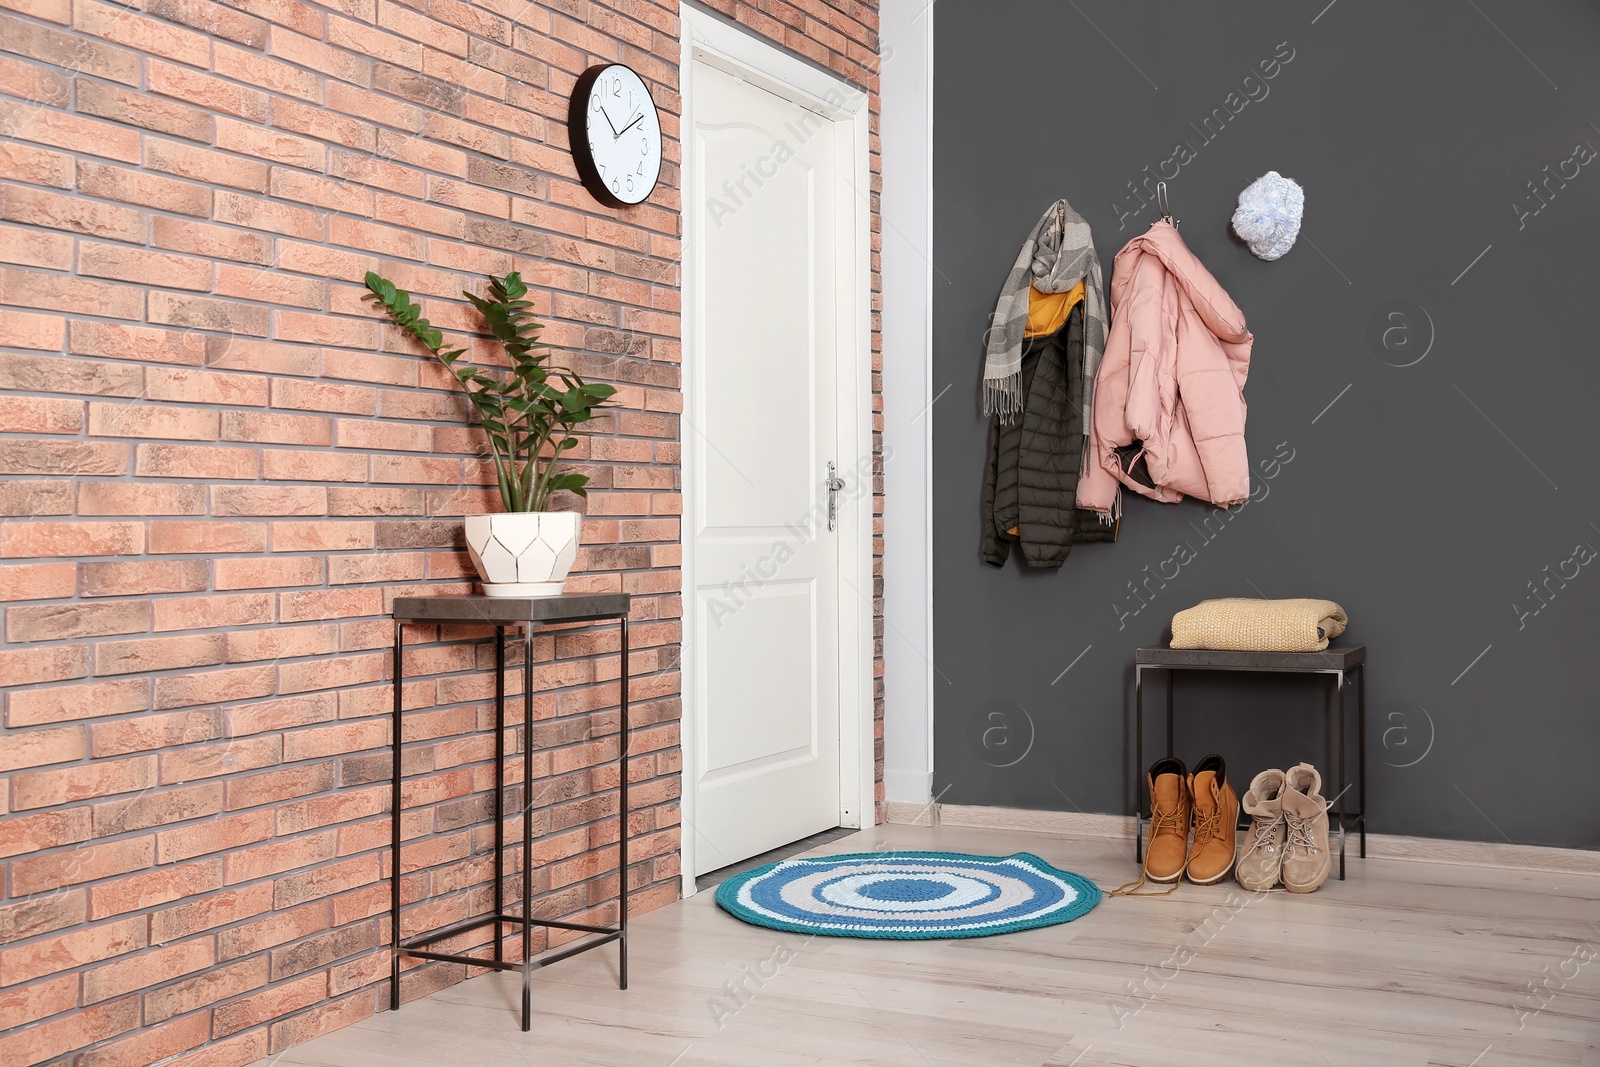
931, 0, 1600, 848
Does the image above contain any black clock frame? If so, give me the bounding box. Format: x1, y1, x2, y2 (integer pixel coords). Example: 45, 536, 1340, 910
569, 63, 660, 209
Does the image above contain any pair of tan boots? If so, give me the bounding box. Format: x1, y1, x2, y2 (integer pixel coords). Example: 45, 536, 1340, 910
1117, 755, 1332, 895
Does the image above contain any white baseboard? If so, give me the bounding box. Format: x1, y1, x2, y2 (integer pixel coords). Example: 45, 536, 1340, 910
885, 803, 1600, 877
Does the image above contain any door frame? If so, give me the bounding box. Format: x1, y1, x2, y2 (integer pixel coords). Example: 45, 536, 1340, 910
677, 3, 875, 897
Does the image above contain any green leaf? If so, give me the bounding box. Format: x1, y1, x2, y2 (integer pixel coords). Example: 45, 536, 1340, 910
546, 473, 590, 495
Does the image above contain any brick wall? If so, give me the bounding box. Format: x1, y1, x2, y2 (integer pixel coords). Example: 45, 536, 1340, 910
0, 0, 881, 1065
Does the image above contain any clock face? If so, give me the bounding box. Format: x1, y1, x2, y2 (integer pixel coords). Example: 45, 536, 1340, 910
571, 63, 662, 207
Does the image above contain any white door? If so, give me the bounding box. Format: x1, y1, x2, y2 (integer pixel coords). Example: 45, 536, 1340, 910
684, 58, 845, 876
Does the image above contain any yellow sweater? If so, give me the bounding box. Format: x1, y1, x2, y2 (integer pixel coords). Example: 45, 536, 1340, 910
1023, 280, 1085, 339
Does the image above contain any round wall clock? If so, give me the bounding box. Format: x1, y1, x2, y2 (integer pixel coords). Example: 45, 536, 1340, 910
569, 63, 662, 208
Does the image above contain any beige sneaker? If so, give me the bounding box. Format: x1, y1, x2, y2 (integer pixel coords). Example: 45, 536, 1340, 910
1281, 763, 1332, 893
1236, 769, 1287, 892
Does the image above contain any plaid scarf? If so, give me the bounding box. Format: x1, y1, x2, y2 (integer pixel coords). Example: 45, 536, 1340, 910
982, 199, 1107, 424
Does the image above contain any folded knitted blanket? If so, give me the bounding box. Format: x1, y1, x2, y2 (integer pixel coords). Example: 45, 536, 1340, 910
1171, 598, 1348, 652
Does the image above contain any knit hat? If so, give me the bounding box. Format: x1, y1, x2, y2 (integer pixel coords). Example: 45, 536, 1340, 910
1232, 171, 1304, 261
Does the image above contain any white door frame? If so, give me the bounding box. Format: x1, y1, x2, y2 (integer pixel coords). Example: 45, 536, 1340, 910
678, 4, 875, 898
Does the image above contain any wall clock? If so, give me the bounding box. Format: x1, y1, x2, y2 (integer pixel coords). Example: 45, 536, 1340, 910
569, 63, 662, 208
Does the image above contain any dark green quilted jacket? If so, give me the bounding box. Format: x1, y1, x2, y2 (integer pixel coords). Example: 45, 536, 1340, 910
981, 308, 1116, 568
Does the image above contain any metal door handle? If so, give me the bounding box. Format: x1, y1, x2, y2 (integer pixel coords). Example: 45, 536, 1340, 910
825, 461, 846, 532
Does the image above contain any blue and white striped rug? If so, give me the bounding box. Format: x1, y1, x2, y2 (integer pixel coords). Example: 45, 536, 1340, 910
714, 851, 1100, 939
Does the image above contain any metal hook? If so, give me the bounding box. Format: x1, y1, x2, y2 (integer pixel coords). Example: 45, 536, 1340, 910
1155, 181, 1177, 227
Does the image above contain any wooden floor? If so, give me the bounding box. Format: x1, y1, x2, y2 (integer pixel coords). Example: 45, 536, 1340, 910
262, 824, 1600, 1067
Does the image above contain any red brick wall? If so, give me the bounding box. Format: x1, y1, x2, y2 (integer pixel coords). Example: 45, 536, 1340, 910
0, 1, 881, 1065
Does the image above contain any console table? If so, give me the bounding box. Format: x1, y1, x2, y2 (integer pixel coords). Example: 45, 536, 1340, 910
390, 593, 631, 1031
1133, 645, 1366, 880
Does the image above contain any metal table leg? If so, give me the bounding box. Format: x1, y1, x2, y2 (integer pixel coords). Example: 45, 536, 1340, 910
1164, 669, 1174, 759
618, 615, 630, 990
494, 626, 505, 967
1337, 669, 1346, 881
1134, 665, 1144, 864
1357, 663, 1367, 858
521, 624, 534, 1032
390, 622, 403, 1013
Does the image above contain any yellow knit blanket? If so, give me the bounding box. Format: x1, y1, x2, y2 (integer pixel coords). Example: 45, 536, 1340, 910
1170, 598, 1348, 652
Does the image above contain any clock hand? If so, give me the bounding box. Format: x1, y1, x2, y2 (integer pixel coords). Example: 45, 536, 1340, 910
618, 112, 646, 136
598, 104, 619, 137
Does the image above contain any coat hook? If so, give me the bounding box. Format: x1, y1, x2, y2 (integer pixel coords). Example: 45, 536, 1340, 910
1155, 181, 1178, 227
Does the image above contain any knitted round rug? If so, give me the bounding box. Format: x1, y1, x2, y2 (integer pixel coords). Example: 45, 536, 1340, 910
714, 851, 1100, 939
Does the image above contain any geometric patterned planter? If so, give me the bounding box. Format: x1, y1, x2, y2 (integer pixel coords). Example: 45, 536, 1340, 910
462, 511, 581, 597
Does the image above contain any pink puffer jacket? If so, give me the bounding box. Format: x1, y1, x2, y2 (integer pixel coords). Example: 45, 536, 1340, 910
1078, 220, 1253, 512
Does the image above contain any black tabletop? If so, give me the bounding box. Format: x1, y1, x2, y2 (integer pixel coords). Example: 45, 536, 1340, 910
392, 593, 630, 624
1135, 645, 1365, 670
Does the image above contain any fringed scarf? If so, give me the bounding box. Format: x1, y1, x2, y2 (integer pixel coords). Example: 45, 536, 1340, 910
982, 199, 1107, 424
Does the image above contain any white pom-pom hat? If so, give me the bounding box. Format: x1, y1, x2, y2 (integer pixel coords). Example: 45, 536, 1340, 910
1232, 171, 1304, 261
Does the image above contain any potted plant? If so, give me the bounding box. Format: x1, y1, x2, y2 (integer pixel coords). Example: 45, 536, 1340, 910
364, 271, 616, 597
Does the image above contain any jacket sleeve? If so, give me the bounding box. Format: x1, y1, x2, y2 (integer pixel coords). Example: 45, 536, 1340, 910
979, 414, 1008, 566
1075, 336, 1122, 514
1121, 258, 1168, 444
1175, 314, 1253, 507
1076, 255, 1139, 515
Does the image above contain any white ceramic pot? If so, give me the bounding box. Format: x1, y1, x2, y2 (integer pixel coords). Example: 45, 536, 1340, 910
462, 511, 581, 597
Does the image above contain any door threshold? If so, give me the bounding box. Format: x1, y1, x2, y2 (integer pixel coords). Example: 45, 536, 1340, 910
695, 826, 856, 893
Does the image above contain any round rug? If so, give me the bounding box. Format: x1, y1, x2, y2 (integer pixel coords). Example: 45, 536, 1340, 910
714, 851, 1100, 939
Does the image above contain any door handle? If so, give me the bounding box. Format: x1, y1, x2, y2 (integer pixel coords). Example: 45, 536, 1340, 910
825, 461, 846, 532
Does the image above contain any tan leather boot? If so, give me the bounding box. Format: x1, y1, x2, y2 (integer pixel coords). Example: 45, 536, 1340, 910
1185, 754, 1238, 884
1111, 757, 1191, 897
1142, 756, 1191, 883
1236, 769, 1287, 892
1281, 763, 1332, 893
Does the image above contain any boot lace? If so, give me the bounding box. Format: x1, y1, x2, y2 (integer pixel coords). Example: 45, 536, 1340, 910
1285, 805, 1326, 856
1192, 807, 1225, 845
1150, 803, 1184, 841
1109, 803, 1185, 898
1239, 812, 1283, 862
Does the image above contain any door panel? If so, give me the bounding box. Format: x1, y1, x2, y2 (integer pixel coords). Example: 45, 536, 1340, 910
697, 122, 816, 529
687, 59, 842, 875
701, 581, 816, 776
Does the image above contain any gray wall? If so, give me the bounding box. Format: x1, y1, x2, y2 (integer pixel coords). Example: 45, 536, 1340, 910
931, 0, 1600, 848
